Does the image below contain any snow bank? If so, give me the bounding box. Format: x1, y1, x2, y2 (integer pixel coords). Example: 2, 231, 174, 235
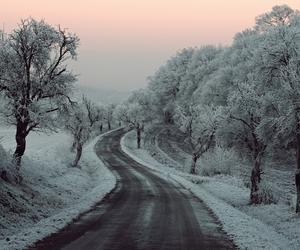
121, 130, 298, 250
0, 128, 116, 250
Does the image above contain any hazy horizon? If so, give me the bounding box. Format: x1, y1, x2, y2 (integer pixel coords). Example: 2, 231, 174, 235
2, 0, 300, 91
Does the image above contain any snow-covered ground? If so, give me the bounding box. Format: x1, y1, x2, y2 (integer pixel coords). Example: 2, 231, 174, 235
0, 127, 116, 250
121, 130, 300, 250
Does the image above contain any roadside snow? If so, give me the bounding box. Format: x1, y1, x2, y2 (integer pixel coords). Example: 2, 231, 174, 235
0, 127, 116, 250
121, 130, 299, 250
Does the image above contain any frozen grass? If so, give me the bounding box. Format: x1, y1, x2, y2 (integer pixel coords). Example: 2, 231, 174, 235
148, 125, 296, 202
197, 146, 239, 176
0, 127, 116, 250
122, 129, 300, 250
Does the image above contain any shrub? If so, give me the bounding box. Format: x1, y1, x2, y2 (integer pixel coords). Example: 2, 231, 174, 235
198, 145, 240, 176
254, 180, 279, 204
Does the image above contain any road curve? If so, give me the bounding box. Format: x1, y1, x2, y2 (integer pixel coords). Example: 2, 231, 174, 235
31, 129, 235, 250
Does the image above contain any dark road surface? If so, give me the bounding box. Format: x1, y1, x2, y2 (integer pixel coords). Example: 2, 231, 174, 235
31, 129, 235, 250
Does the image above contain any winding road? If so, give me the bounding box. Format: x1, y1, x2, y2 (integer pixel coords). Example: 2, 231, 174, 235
31, 129, 235, 250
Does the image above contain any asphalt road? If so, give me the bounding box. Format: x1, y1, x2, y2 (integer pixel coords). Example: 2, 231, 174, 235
31, 129, 235, 250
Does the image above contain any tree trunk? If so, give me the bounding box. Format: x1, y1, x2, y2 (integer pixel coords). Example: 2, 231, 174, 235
72, 142, 83, 167
250, 152, 263, 204
119, 121, 121, 127
137, 127, 141, 149
13, 121, 28, 170
190, 153, 198, 174
295, 131, 300, 212
108, 121, 111, 130
100, 123, 103, 132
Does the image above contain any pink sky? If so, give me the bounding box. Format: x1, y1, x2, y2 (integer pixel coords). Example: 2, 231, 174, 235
2, 0, 300, 90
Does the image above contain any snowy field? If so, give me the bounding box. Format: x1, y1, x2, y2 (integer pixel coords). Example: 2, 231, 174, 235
0, 126, 116, 250
121, 130, 300, 250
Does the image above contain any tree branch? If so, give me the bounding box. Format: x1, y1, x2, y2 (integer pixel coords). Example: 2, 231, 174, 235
229, 114, 253, 129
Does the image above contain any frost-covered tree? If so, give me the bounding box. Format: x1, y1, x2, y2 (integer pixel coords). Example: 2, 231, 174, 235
0, 18, 79, 171
255, 4, 299, 32
115, 89, 154, 148
254, 11, 300, 211
179, 45, 223, 106
63, 97, 101, 167
148, 48, 195, 123
115, 103, 145, 148
176, 104, 220, 174
196, 27, 273, 204
103, 104, 115, 130
220, 81, 267, 204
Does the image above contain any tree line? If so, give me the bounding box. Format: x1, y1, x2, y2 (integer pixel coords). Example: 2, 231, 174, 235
115, 5, 300, 213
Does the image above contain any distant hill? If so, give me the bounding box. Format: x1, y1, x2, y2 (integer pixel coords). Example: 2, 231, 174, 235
74, 85, 131, 105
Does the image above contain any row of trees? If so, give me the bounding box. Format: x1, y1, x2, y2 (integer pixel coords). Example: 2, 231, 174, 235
0, 18, 118, 182
119, 5, 300, 212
